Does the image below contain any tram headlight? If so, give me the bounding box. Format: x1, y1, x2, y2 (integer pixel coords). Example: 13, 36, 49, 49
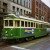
11, 29, 13, 30
5, 31, 7, 33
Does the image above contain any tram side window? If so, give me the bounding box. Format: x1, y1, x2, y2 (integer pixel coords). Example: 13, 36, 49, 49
21, 21, 24, 27
41, 24, 42, 28
36, 23, 38, 28
28, 22, 30, 27
5, 20, 8, 26
9, 20, 13, 26
31, 22, 33, 27
34, 23, 35, 27
25, 21, 27, 27
15, 20, 20, 27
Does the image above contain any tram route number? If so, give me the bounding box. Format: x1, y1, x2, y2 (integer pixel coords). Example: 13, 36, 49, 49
25, 29, 34, 34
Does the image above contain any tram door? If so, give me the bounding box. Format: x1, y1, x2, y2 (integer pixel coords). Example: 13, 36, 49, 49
0, 17, 3, 38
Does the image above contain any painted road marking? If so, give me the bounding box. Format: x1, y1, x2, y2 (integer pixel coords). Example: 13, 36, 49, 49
10, 46, 30, 50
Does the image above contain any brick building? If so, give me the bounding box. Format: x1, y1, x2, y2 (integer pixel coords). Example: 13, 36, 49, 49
32, 0, 49, 22
48, 8, 50, 22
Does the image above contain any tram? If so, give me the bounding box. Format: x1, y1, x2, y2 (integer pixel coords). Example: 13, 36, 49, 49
2, 14, 50, 41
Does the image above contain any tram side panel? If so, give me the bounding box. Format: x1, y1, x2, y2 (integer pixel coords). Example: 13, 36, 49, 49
2, 28, 47, 40
2, 28, 21, 39
20, 28, 35, 38
2, 28, 35, 39
34, 28, 47, 38
19, 28, 47, 38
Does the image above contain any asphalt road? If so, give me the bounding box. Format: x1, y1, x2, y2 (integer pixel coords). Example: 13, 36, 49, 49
0, 35, 50, 50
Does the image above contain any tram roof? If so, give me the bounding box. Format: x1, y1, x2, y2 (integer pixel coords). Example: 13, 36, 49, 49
4, 14, 50, 25
6, 14, 43, 22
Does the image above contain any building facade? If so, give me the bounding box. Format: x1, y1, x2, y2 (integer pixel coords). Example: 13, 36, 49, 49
32, 0, 49, 22
48, 8, 50, 22
0, 0, 8, 13
0, 0, 32, 15
0, 0, 50, 22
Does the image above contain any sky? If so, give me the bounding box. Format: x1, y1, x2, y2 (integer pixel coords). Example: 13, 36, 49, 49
41, 0, 50, 7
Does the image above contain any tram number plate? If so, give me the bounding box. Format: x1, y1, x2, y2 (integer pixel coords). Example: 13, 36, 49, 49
25, 28, 34, 34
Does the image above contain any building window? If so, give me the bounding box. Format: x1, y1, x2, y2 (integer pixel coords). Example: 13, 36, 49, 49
36, 1, 38, 6
24, 1, 25, 7
39, 10, 41, 19
36, 8, 38, 14
17, 8, 19, 12
39, 10, 41, 15
16, 8, 19, 15
29, 3, 30, 9
20, 9, 22, 15
12, 6, 15, 12
3, 9, 5, 12
27, 11, 28, 14
39, 4, 41, 8
42, 11, 43, 15
29, 12, 31, 14
13, 0, 15, 2
3, 3, 7, 12
20, 0, 22, 5
35, 13, 38, 19
26, 2, 28, 8
10, 0, 13, 2
17, 0, 19, 4
29, 0, 30, 1
24, 10, 25, 14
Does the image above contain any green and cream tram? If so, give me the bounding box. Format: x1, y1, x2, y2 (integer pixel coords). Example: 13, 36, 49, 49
2, 14, 50, 40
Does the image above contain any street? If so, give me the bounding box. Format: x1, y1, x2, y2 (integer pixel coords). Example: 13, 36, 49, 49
0, 35, 50, 50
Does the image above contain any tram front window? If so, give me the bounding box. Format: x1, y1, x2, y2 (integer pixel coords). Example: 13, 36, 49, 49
9, 20, 13, 26
5, 20, 8, 26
